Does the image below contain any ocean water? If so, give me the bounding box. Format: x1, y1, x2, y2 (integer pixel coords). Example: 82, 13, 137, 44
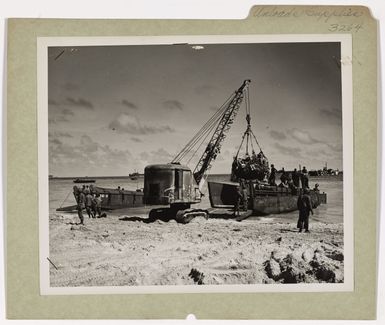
49, 175, 343, 224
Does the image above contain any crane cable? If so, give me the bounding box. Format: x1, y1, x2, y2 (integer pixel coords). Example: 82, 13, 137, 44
173, 105, 226, 162
173, 93, 234, 162
234, 87, 264, 158
250, 129, 263, 152
186, 119, 218, 164
185, 91, 243, 165
235, 131, 247, 158
171, 92, 235, 163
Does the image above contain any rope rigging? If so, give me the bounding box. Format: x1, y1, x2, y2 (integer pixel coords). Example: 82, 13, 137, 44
231, 85, 269, 182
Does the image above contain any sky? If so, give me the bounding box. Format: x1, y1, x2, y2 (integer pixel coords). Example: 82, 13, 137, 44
48, 42, 342, 177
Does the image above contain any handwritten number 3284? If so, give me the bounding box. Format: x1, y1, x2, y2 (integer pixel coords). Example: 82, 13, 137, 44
329, 24, 363, 33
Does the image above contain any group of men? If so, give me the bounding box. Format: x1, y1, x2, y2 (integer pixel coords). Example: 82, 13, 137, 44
74, 185, 103, 225
269, 165, 310, 190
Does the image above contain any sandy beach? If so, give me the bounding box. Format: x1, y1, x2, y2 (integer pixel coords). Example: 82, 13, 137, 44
49, 209, 344, 287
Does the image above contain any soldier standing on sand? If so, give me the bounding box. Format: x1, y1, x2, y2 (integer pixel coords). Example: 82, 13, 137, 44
297, 188, 314, 233
85, 189, 94, 218
77, 189, 86, 225
234, 185, 243, 216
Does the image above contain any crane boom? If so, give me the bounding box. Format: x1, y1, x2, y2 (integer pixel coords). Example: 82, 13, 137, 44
193, 79, 251, 188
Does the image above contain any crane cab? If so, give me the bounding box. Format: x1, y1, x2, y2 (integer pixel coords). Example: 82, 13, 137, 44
144, 163, 201, 205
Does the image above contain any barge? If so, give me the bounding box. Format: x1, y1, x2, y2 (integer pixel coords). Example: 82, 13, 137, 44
208, 180, 327, 216
56, 185, 144, 212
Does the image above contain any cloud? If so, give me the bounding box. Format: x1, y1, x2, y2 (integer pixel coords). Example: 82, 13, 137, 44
269, 130, 287, 140
327, 143, 342, 152
121, 100, 138, 110
139, 151, 150, 161
49, 108, 75, 124
48, 99, 58, 105
49, 133, 133, 174
109, 113, 174, 135
306, 149, 330, 157
80, 135, 99, 153
65, 97, 94, 110
162, 100, 184, 111
49, 138, 63, 146
131, 137, 142, 143
139, 148, 173, 165
49, 131, 73, 138
62, 108, 75, 116
288, 128, 342, 153
62, 82, 79, 91
195, 85, 217, 96
319, 107, 342, 122
287, 128, 321, 145
274, 142, 303, 158
58, 132, 73, 138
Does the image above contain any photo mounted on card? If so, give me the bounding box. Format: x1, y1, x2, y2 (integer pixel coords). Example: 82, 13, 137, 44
38, 34, 353, 294
7, 5, 378, 319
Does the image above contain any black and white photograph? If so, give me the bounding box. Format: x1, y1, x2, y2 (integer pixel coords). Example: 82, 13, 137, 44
38, 35, 353, 293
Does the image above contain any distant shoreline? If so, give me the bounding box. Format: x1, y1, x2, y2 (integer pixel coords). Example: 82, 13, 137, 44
49, 174, 343, 180
50, 175, 144, 180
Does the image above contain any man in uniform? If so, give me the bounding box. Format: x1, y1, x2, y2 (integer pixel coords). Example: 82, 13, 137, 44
297, 188, 314, 232
301, 166, 309, 189
241, 181, 248, 211
268, 164, 277, 186
93, 193, 102, 218
77, 189, 86, 225
84, 189, 94, 218
234, 185, 243, 216
292, 168, 300, 188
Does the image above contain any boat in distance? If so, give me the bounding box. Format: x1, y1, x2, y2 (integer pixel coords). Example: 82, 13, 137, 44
73, 177, 96, 183
208, 180, 327, 216
129, 171, 142, 180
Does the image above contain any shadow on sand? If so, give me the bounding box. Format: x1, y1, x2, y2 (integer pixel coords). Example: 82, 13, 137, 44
66, 221, 80, 225
279, 228, 300, 233
119, 216, 159, 224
